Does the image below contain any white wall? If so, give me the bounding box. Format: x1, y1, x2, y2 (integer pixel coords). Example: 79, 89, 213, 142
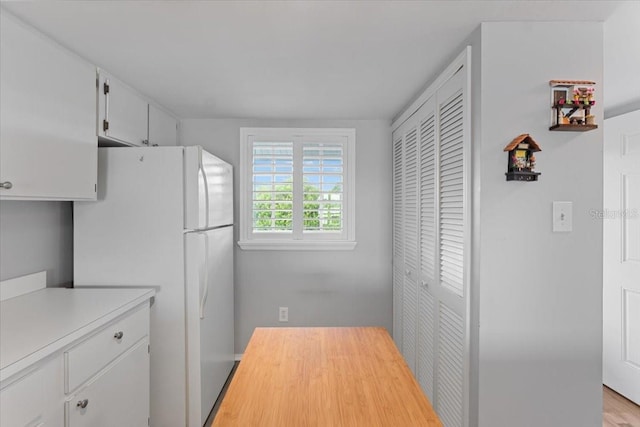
604, 1, 640, 119
0, 201, 73, 286
181, 119, 393, 353
475, 22, 603, 427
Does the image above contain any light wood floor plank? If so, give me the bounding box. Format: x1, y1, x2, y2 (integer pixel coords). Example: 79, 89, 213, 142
603, 385, 640, 427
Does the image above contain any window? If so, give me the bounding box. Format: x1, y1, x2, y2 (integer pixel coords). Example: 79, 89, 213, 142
239, 128, 356, 250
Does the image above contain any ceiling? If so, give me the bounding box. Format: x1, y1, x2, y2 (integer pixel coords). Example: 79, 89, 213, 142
1, 1, 638, 120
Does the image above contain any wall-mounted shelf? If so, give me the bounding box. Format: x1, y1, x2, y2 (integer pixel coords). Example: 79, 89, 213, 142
549, 80, 597, 132
549, 124, 598, 132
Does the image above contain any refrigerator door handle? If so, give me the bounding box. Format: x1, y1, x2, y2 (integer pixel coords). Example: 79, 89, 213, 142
199, 232, 209, 319
199, 150, 210, 230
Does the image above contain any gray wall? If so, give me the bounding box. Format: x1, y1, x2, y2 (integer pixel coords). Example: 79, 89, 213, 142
0, 201, 73, 286
180, 119, 393, 354
475, 22, 603, 427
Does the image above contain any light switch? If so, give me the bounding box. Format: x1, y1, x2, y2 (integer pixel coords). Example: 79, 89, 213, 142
553, 201, 573, 232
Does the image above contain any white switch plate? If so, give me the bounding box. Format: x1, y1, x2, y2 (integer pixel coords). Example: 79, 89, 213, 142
553, 201, 573, 232
279, 307, 288, 322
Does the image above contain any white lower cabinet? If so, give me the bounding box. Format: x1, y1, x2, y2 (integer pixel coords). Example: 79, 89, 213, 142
66, 340, 149, 427
1, 366, 49, 427
0, 288, 153, 427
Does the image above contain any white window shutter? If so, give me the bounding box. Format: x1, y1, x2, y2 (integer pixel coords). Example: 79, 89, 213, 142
239, 128, 356, 250
252, 142, 294, 233
302, 143, 344, 233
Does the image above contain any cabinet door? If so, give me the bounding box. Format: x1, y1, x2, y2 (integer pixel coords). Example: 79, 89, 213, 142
0, 13, 97, 200
97, 71, 149, 147
0, 368, 45, 427
148, 104, 178, 146
0, 354, 63, 427
66, 339, 149, 427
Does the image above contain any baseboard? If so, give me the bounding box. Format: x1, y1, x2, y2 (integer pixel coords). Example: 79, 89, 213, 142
234, 353, 243, 361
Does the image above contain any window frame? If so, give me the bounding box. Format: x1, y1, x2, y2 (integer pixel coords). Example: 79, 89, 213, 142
239, 127, 356, 251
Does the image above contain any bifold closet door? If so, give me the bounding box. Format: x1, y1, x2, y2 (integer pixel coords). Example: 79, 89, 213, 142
393, 53, 469, 427
392, 135, 404, 350
402, 126, 419, 373
416, 97, 437, 402
392, 122, 420, 373
433, 68, 468, 427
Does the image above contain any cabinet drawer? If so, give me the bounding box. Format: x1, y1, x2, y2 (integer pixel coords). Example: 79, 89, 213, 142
0, 368, 44, 427
65, 304, 149, 393
66, 339, 150, 427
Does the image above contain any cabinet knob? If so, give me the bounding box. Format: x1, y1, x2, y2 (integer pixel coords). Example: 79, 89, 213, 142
0, 181, 12, 189
77, 399, 89, 409
114, 331, 124, 340
142, 139, 149, 146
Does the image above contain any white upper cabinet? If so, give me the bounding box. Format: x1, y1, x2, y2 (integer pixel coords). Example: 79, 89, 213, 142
0, 12, 97, 201
148, 103, 178, 146
98, 70, 179, 147
97, 70, 150, 147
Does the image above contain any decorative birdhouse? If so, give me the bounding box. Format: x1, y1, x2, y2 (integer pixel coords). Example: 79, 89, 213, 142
504, 134, 542, 181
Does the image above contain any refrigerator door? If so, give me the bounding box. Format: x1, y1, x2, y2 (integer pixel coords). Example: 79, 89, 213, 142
184, 226, 234, 427
184, 146, 233, 231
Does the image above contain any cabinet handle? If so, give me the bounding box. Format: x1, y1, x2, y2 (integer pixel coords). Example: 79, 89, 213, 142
114, 331, 124, 340
0, 181, 12, 189
77, 399, 89, 409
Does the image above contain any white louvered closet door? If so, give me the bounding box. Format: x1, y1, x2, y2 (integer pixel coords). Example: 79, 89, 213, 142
416, 97, 437, 402
392, 135, 404, 350
434, 68, 469, 427
392, 50, 469, 427
402, 126, 420, 373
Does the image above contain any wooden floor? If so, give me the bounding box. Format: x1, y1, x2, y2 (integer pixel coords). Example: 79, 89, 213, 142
603, 386, 640, 427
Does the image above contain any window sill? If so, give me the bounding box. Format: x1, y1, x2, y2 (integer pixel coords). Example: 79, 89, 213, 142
237, 240, 357, 251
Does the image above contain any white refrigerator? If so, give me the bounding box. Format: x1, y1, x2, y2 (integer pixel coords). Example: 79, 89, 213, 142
74, 146, 234, 427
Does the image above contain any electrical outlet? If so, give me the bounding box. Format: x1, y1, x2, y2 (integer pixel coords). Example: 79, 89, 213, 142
279, 307, 288, 322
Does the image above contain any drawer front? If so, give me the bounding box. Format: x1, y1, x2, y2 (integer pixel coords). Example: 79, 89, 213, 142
65, 304, 149, 393
66, 339, 150, 427
0, 368, 44, 427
